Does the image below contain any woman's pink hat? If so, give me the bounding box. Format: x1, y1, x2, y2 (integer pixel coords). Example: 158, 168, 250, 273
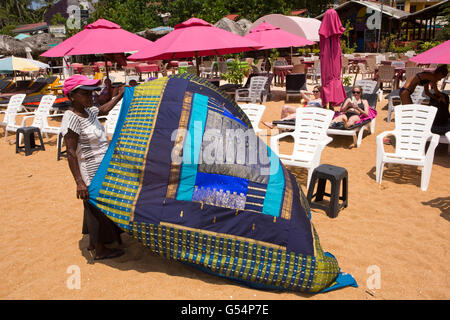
63, 74, 101, 95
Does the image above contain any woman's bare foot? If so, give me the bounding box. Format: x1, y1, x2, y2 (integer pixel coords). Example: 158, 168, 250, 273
342, 118, 349, 129
262, 121, 274, 129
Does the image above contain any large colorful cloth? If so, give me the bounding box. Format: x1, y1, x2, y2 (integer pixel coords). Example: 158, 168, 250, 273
88, 74, 357, 293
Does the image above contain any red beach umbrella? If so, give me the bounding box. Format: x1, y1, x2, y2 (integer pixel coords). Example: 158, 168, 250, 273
41, 19, 153, 79
128, 18, 263, 75
318, 9, 347, 107
410, 40, 450, 64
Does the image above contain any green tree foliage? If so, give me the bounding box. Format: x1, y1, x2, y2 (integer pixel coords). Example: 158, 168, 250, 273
0, 0, 56, 34
0, 0, 35, 28
90, 0, 163, 32
438, 1, 450, 41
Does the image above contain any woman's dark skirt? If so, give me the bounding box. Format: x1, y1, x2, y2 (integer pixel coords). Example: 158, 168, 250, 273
83, 201, 123, 246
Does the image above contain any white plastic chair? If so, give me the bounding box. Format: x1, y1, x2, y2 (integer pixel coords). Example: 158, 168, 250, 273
200, 60, 214, 78
126, 76, 139, 86
235, 76, 268, 104
18, 95, 57, 145
270, 107, 334, 190
0, 94, 28, 141
354, 79, 378, 94
306, 60, 321, 84
387, 85, 425, 122
377, 65, 395, 92
98, 99, 123, 137
376, 104, 439, 191
239, 103, 266, 134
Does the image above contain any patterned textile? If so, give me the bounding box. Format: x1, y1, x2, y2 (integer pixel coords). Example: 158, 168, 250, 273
88, 74, 357, 293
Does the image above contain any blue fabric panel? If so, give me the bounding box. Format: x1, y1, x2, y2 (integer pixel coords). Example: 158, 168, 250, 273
176, 93, 209, 202
319, 252, 358, 293
286, 170, 314, 255
159, 198, 289, 248
222, 108, 247, 127
89, 86, 135, 203
194, 172, 248, 196
261, 147, 284, 217
133, 77, 188, 224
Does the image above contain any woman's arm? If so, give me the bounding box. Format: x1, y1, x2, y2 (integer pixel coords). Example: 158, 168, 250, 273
341, 98, 352, 111
424, 83, 439, 100
64, 129, 89, 200
358, 100, 370, 117
98, 85, 124, 117
300, 90, 311, 101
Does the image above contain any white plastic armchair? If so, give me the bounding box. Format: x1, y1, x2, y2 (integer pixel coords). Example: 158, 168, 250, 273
354, 79, 378, 94
239, 103, 266, 134
98, 98, 123, 137
0, 94, 27, 141
270, 107, 334, 190
387, 85, 425, 122
18, 95, 57, 145
235, 76, 267, 104
376, 104, 439, 191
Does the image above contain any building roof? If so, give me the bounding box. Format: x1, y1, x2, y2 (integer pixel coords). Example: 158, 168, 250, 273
316, 0, 409, 20
291, 9, 307, 16
13, 22, 48, 34
225, 14, 240, 21
401, 0, 449, 20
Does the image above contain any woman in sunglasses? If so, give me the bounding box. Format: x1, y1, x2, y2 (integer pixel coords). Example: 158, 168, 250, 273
262, 86, 322, 129
331, 85, 369, 129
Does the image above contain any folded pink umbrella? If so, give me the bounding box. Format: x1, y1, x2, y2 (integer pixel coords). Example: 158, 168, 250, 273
128, 18, 263, 75
41, 19, 153, 57
410, 40, 450, 64
245, 22, 315, 49
319, 9, 347, 107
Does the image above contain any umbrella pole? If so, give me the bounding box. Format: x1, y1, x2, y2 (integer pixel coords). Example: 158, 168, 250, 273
104, 56, 110, 80
195, 52, 200, 77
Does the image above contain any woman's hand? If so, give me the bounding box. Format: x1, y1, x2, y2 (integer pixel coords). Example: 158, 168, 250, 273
76, 180, 89, 200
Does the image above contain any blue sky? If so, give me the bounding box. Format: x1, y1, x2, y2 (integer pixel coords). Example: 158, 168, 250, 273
30, 1, 46, 10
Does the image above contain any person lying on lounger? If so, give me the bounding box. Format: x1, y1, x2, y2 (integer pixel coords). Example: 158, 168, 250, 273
331, 85, 369, 129
263, 86, 322, 129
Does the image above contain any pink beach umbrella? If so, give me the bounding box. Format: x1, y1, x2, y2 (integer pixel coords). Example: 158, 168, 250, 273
245, 22, 315, 50
245, 22, 315, 69
41, 19, 153, 78
318, 9, 346, 107
128, 18, 263, 75
410, 40, 450, 64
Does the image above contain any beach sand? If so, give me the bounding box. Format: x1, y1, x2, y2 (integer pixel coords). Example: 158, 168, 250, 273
0, 72, 448, 300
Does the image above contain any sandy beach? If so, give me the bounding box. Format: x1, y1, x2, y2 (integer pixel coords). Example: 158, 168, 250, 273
0, 71, 448, 300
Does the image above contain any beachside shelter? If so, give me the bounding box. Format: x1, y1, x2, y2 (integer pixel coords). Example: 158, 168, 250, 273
315, 0, 409, 52
249, 14, 322, 42
399, 0, 450, 42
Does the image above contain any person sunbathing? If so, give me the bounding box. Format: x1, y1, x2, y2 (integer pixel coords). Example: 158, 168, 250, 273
331, 86, 369, 129
263, 86, 322, 129
400, 65, 448, 105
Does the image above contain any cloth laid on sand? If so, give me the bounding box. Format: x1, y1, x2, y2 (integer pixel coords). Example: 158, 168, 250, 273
88, 74, 357, 293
